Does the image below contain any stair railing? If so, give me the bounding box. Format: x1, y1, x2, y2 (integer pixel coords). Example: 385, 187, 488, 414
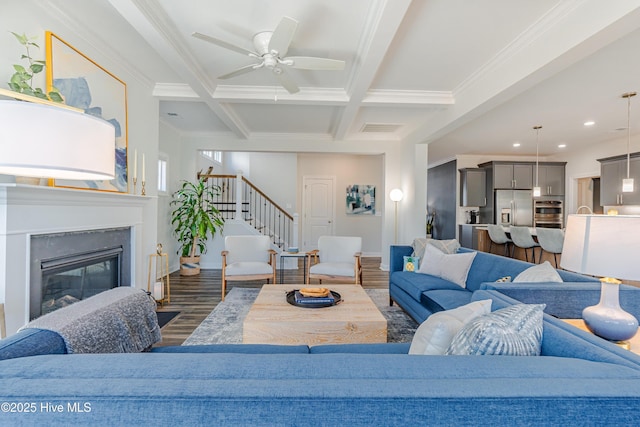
198, 171, 297, 250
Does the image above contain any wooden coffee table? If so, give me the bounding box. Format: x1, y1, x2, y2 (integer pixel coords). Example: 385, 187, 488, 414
243, 284, 387, 345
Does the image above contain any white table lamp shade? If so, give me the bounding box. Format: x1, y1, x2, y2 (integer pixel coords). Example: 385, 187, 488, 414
561, 214, 640, 341
561, 214, 640, 281
0, 100, 115, 180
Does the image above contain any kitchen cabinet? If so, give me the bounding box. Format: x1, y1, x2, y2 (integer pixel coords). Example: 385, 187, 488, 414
599, 154, 640, 205
493, 163, 533, 189
534, 163, 566, 196
459, 168, 486, 207
458, 224, 486, 250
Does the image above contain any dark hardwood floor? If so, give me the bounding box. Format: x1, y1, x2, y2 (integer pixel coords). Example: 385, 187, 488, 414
155, 257, 389, 347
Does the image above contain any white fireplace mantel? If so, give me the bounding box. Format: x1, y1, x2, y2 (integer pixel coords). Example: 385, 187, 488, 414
0, 184, 156, 335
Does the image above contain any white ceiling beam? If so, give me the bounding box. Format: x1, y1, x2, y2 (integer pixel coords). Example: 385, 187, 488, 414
406, 0, 640, 145
333, 0, 414, 140
213, 85, 349, 105
107, 0, 250, 138
362, 89, 454, 107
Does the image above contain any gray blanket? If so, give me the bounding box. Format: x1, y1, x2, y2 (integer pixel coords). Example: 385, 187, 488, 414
22, 287, 161, 354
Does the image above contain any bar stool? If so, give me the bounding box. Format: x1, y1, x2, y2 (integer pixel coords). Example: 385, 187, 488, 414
536, 228, 564, 268
509, 226, 540, 263
486, 224, 513, 257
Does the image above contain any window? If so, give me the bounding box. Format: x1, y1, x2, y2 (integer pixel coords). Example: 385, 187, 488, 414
201, 150, 222, 163
158, 157, 167, 194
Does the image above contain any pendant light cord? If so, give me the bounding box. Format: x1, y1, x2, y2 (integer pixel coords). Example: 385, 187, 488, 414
627, 93, 632, 179
533, 125, 542, 187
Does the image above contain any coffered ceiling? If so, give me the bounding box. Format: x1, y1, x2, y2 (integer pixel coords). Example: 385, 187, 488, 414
53, 1, 640, 164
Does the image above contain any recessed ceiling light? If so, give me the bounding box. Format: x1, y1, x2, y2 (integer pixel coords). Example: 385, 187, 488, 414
513, 143, 521, 147
584, 121, 595, 126
558, 144, 567, 148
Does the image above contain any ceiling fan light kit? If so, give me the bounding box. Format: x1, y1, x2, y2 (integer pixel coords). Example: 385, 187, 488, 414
193, 16, 345, 94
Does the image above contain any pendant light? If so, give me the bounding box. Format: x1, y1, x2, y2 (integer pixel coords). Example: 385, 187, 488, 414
622, 92, 635, 193
533, 125, 542, 197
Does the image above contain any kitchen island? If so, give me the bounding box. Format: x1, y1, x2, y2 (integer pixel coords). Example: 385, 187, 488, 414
471, 225, 560, 265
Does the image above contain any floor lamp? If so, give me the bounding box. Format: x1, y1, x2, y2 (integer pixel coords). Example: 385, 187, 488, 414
390, 189, 403, 244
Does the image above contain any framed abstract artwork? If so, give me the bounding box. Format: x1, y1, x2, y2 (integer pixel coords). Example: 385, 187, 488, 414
346, 184, 375, 215
45, 31, 128, 192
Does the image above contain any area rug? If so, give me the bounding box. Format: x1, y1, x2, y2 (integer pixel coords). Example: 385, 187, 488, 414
183, 288, 418, 345
156, 311, 180, 328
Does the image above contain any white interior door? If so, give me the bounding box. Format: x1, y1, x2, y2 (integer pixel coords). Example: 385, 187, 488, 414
302, 176, 335, 250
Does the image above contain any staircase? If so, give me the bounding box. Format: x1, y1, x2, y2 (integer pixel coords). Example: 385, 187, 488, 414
198, 171, 297, 251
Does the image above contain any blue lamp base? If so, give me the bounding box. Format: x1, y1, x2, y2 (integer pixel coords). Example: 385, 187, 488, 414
583, 279, 639, 342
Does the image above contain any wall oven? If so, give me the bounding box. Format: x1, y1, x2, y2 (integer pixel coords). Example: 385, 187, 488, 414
534, 200, 563, 228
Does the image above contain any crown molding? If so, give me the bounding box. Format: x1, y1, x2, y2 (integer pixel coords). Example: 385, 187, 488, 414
42, 1, 154, 89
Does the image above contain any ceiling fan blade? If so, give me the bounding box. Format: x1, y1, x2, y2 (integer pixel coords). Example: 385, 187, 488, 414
192, 32, 256, 56
218, 64, 260, 80
268, 16, 298, 57
284, 56, 345, 71
275, 69, 300, 94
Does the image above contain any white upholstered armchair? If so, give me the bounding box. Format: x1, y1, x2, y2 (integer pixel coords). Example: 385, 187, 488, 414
306, 236, 362, 285
221, 235, 277, 301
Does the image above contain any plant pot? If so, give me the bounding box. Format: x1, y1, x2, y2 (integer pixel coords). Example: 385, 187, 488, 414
180, 256, 201, 276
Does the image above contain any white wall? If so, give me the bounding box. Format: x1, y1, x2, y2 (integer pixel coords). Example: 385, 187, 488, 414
0, 2, 160, 290
158, 122, 183, 271
297, 153, 383, 255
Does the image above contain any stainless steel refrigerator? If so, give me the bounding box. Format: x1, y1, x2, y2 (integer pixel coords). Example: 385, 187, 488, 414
495, 190, 533, 226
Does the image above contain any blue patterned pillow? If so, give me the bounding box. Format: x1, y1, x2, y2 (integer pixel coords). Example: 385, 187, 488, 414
403, 256, 420, 272
445, 303, 545, 356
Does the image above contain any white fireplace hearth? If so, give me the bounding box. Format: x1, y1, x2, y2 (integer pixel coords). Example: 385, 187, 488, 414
0, 184, 156, 335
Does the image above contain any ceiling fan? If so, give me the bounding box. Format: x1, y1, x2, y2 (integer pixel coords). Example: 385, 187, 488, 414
192, 16, 345, 94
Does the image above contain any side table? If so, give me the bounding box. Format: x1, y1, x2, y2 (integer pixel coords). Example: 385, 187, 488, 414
279, 252, 308, 284
561, 318, 640, 355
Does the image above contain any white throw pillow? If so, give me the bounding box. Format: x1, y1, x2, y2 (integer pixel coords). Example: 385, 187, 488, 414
513, 261, 563, 283
417, 244, 477, 288
409, 299, 492, 355
427, 239, 461, 254
445, 303, 545, 356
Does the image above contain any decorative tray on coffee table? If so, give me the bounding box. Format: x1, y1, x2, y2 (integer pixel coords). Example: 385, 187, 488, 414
286, 287, 342, 308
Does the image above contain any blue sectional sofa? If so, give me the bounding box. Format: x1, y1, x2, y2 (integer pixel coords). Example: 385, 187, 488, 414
389, 244, 640, 323
2, 290, 640, 425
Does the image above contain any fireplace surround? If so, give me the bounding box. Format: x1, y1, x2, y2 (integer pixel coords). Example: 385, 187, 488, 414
30, 227, 132, 319
0, 183, 153, 335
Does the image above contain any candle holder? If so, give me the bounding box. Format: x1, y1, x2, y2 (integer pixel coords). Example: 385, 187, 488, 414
141, 180, 146, 196
133, 177, 137, 195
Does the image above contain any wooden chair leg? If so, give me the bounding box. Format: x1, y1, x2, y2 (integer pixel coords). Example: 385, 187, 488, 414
221, 279, 226, 302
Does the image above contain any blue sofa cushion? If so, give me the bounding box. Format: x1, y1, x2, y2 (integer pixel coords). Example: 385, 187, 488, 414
0, 328, 66, 361
421, 289, 475, 312
2, 352, 640, 426
391, 271, 463, 301
310, 343, 411, 354
463, 250, 597, 291
151, 344, 310, 354
480, 282, 640, 321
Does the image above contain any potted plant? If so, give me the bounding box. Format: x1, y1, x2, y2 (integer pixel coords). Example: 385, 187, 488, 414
170, 176, 224, 275
8, 32, 63, 102
426, 209, 436, 238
